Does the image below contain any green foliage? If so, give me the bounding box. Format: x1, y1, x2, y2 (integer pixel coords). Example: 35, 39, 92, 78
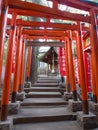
88, 0, 98, 3
3, 38, 8, 66
86, 37, 90, 46
72, 41, 77, 58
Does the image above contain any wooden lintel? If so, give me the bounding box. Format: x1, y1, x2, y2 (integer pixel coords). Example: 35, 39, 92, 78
7, 18, 77, 30
22, 29, 67, 37
6, 29, 66, 36
8, 0, 91, 23
6, 29, 85, 40
5, 29, 69, 38
26, 41, 64, 47
25, 35, 65, 41
7, 18, 89, 31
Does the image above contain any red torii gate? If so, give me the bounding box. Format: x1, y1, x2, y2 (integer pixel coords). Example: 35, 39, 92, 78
0, 0, 98, 122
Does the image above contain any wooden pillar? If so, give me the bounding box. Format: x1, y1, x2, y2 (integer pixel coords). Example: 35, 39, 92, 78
74, 33, 80, 87
11, 26, 22, 103
0, 0, 2, 9
0, 12, 17, 121
26, 47, 32, 81
90, 9, 98, 102
0, 0, 8, 82
91, 52, 97, 103
64, 37, 71, 93
68, 30, 77, 101
0, 0, 3, 15
18, 39, 25, 92
77, 22, 88, 114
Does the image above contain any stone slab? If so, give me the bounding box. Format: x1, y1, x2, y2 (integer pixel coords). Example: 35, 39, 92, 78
13, 121, 83, 130
8, 101, 20, 115
13, 114, 76, 124
37, 80, 57, 83
89, 101, 98, 112
13, 107, 73, 117
68, 100, 82, 112
25, 93, 61, 98
21, 97, 68, 106
33, 82, 58, 87
89, 102, 98, 125
63, 92, 73, 101
17, 92, 25, 101
28, 92, 61, 94
24, 82, 31, 88
12, 107, 76, 124
0, 119, 13, 130
24, 87, 59, 93
77, 111, 97, 129
22, 98, 66, 103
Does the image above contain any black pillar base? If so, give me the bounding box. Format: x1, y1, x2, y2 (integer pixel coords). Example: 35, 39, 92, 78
11, 92, 17, 103
0, 105, 8, 121
82, 100, 89, 114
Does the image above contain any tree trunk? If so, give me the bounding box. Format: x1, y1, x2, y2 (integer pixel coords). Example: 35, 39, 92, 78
30, 47, 38, 85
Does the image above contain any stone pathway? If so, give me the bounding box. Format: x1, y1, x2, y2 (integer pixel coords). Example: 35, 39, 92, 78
12, 75, 98, 130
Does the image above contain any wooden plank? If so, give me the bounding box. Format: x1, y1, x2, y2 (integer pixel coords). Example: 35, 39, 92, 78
26, 41, 64, 47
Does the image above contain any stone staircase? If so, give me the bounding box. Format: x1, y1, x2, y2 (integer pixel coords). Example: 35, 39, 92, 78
12, 75, 79, 130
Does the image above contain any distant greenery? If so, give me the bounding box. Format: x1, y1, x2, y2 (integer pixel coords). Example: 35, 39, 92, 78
3, 38, 8, 65
88, 0, 98, 3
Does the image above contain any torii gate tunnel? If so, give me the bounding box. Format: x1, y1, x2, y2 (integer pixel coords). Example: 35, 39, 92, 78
0, 0, 98, 121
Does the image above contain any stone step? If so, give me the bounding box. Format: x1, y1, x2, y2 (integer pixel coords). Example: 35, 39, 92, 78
38, 76, 57, 80
21, 98, 67, 107
13, 107, 76, 124
33, 83, 58, 87
21, 102, 68, 107
13, 114, 76, 124
25, 92, 61, 98
38, 78, 58, 81
37, 80, 58, 83
25, 94, 61, 98
21, 98, 68, 107
24, 87, 59, 93
13, 121, 82, 130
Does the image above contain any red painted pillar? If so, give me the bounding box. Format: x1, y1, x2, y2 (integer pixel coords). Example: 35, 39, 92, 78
64, 37, 71, 93
18, 39, 25, 92
68, 31, 77, 101
0, 12, 17, 121
26, 47, 32, 81
0, 0, 3, 14
84, 53, 92, 94
11, 26, 22, 103
73, 32, 80, 85
90, 9, 98, 102
0, 0, 8, 82
91, 52, 97, 103
77, 22, 88, 114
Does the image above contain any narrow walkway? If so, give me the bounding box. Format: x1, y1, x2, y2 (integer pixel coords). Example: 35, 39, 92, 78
12, 75, 91, 130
